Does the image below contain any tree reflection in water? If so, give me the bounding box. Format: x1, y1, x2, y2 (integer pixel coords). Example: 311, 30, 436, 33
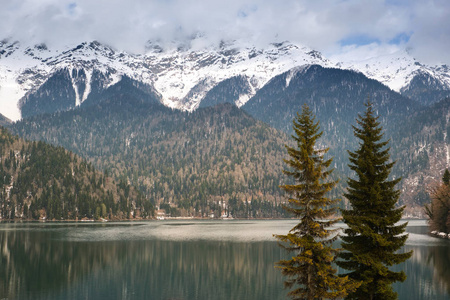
0, 224, 286, 300
426, 245, 450, 295
0, 222, 449, 300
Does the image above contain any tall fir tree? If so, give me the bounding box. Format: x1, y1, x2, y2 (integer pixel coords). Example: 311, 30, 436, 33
442, 168, 450, 186
338, 101, 412, 300
275, 104, 359, 300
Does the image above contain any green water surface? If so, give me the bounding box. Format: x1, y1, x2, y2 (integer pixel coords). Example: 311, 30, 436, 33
0, 220, 448, 300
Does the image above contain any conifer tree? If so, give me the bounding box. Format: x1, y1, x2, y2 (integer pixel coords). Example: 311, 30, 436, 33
338, 101, 412, 300
275, 104, 359, 300
442, 169, 450, 186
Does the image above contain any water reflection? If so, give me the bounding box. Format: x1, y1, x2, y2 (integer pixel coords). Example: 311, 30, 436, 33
0, 223, 286, 300
425, 245, 450, 295
0, 221, 449, 300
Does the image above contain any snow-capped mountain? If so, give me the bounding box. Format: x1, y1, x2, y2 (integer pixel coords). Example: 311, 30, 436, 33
334, 50, 450, 105
0, 39, 333, 120
1, 38, 450, 120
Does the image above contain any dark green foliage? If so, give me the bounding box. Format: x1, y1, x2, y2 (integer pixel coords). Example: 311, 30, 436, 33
443, 169, 450, 186
159, 203, 181, 217
0, 127, 153, 220
18, 67, 162, 119
275, 105, 359, 299
242, 65, 419, 200
242, 64, 417, 137
8, 64, 449, 217
199, 75, 252, 108
19, 68, 76, 118
11, 101, 294, 218
239, 65, 450, 213
338, 101, 412, 300
80, 69, 112, 103
82, 74, 161, 107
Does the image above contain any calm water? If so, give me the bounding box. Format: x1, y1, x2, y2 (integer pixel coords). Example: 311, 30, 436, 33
0, 220, 448, 300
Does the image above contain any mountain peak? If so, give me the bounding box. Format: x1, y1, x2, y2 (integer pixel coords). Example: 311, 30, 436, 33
1, 39, 450, 120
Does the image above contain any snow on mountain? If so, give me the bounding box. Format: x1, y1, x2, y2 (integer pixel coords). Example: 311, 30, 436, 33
332, 49, 450, 93
0, 40, 123, 120
1, 37, 450, 121
0, 39, 332, 121
145, 42, 334, 111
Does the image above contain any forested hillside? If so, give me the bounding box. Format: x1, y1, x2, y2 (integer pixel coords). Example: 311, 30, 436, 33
19, 68, 77, 118
391, 97, 450, 214
242, 65, 418, 172
11, 99, 315, 218
400, 70, 450, 106
0, 127, 153, 220
239, 65, 450, 214
9, 65, 449, 218
198, 75, 253, 109
11, 93, 448, 217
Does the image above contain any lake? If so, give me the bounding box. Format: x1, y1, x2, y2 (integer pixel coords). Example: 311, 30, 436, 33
0, 220, 448, 300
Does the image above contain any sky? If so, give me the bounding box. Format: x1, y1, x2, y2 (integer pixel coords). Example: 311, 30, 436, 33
0, 0, 449, 65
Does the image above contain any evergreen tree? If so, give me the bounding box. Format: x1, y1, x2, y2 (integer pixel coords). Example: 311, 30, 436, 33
275, 104, 359, 300
338, 101, 412, 299
442, 168, 450, 186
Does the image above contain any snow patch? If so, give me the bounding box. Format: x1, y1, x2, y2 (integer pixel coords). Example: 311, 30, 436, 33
0, 70, 24, 120
447, 144, 450, 168
236, 93, 251, 107
69, 68, 81, 106
106, 73, 121, 89
81, 69, 92, 103
285, 68, 296, 88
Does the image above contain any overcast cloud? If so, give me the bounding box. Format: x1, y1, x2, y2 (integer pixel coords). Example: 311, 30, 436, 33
0, 0, 449, 64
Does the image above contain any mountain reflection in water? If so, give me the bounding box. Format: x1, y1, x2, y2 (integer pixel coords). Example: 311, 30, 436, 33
0, 220, 448, 300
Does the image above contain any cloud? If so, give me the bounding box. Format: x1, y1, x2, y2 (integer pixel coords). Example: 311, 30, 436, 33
0, 0, 449, 64
405, 0, 450, 65
327, 43, 405, 64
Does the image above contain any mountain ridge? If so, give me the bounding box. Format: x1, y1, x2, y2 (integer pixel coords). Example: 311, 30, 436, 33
2, 38, 450, 120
